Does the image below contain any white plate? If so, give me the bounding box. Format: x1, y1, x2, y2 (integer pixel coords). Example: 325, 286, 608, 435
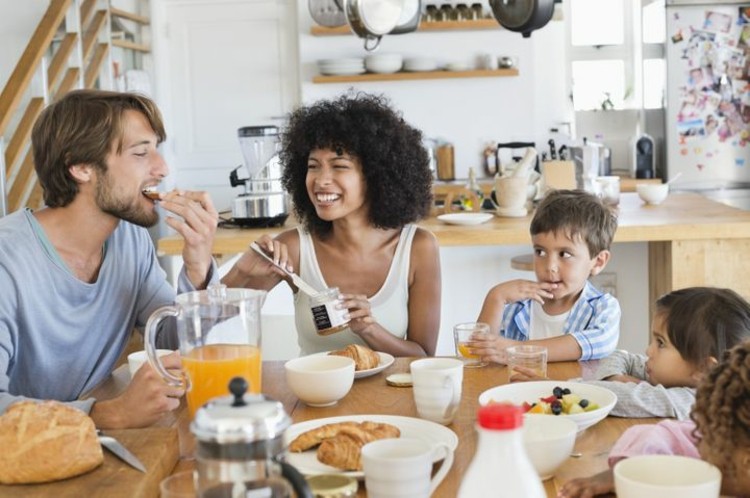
309, 351, 395, 379
437, 212, 494, 225
285, 414, 458, 478
477, 380, 617, 432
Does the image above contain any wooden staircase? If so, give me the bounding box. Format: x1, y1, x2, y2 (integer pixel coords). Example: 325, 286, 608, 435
0, 0, 150, 216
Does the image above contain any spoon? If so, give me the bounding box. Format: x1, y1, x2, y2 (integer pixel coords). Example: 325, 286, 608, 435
666, 172, 683, 185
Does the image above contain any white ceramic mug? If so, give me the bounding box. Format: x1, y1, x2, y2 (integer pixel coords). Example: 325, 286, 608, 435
362, 438, 454, 498
410, 358, 463, 425
614, 455, 721, 498
127, 349, 172, 378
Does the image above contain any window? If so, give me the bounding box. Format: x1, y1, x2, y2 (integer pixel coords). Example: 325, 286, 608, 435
567, 0, 665, 111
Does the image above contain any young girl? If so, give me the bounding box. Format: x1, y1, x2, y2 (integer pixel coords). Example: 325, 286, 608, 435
558, 340, 750, 498
582, 287, 750, 420
222, 92, 440, 357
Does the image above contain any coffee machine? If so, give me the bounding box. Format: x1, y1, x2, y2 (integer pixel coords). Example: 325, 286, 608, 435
229, 126, 289, 227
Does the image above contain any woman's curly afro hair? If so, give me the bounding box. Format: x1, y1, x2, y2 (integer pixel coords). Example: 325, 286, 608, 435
279, 92, 433, 236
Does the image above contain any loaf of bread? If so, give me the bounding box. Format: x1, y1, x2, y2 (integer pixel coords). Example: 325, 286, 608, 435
0, 401, 103, 484
328, 344, 380, 371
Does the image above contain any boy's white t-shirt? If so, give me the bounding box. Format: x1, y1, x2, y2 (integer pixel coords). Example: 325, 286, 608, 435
529, 300, 573, 340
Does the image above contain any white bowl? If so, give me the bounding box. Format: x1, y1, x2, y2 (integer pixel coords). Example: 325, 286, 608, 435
478, 380, 617, 432
285, 355, 355, 407
614, 455, 721, 498
523, 415, 578, 480
636, 183, 669, 205
365, 56, 403, 74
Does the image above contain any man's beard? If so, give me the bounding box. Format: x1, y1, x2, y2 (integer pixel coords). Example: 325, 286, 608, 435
95, 173, 159, 228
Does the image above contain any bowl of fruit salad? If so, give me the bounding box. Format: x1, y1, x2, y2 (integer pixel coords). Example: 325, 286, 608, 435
478, 380, 617, 432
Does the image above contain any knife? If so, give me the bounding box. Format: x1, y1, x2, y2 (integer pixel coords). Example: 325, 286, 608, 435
97, 432, 147, 472
249, 242, 320, 296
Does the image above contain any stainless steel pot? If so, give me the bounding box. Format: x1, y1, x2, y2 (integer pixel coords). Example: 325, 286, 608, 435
489, 0, 555, 38
390, 0, 421, 34
344, 0, 405, 50
308, 0, 347, 27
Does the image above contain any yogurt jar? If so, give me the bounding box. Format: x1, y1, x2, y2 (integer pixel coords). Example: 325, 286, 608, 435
310, 287, 350, 336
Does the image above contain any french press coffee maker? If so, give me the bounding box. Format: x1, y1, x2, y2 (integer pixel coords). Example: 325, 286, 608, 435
191, 377, 313, 498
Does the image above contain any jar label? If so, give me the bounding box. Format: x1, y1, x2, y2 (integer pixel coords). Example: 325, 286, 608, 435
312, 302, 348, 333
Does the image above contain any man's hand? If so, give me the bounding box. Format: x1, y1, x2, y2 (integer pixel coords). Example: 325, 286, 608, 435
91, 353, 185, 429
161, 190, 218, 289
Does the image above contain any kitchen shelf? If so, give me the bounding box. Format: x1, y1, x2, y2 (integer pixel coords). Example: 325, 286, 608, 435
310, 18, 500, 36
313, 68, 518, 84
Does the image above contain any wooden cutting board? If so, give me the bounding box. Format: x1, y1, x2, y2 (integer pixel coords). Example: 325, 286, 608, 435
0, 427, 179, 497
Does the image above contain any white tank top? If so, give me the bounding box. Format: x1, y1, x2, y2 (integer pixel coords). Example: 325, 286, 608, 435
293, 225, 416, 355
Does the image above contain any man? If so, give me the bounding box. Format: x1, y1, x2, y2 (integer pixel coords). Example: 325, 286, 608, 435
0, 90, 218, 428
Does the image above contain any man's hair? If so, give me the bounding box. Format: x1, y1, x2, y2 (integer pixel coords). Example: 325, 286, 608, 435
656, 286, 750, 366
31, 89, 166, 207
529, 189, 618, 256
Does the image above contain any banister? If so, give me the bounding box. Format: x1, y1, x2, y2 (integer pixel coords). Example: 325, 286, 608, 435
0, 0, 71, 137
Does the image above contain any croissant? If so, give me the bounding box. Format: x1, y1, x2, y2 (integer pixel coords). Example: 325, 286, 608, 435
288, 421, 360, 452
328, 344, 380, 371
317, 425, 378, 471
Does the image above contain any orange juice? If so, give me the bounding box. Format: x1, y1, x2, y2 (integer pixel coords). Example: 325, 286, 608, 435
458, 342, 478, 359
181, 344, 261, 418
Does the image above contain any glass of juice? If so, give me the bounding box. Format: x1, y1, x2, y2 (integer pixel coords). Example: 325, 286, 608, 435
453, 322, 491, 368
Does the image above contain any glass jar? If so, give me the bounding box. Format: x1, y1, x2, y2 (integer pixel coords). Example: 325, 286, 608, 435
438, 3, 454, 21
470, 2, 483, 20
310, 287, 350, 336
424, 4, 438, 22
306, 474, 358, 498
456, 3, 471, 21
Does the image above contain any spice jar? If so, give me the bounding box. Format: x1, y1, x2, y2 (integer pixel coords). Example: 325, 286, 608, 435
310, 287, 350, 336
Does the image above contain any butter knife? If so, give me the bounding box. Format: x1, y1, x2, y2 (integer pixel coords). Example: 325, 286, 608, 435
249, 242, 320, 296
97, 431, 146, 472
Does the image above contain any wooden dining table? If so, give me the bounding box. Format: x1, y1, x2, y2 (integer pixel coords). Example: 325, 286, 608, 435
82, 357, 660, 498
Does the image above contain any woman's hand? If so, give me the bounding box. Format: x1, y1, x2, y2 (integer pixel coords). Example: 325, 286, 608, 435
340, 293, 376, 335
223, 235, 290, 288
557, 469, 615, 498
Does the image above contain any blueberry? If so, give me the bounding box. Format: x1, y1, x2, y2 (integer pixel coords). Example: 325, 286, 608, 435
551, 400, 563, 415
562, 388, 572, 395
553, 386, 564, 398
579, 399, 589, 408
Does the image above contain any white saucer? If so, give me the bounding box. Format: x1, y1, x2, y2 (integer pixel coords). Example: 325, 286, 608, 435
495, 206, 528, 217
437, 213, 494, 225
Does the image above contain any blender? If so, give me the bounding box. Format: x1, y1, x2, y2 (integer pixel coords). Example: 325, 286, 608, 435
229, 126, 289, 227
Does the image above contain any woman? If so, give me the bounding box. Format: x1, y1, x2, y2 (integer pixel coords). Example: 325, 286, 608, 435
223, 92, 440, 357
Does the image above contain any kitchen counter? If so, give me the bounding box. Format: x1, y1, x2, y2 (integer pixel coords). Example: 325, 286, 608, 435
157, 192, 750, 307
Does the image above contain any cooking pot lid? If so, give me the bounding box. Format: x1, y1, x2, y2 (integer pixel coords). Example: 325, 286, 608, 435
191, 377, 291, 444
357, 0, 405, 35
238, 125, 279, 137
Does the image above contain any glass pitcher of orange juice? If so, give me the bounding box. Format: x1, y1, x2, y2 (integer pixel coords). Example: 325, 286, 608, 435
145, 284, 267, 418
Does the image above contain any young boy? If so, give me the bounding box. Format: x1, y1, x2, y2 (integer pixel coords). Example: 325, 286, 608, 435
474, 189, 620, 364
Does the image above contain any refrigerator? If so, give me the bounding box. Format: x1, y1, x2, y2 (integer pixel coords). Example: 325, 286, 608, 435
665, 0, 750, 209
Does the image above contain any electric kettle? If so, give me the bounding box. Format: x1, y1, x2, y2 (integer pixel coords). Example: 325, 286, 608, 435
191, 377, 313, 498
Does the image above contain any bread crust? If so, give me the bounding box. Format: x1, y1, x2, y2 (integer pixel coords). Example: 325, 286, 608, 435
0, 401, 103, 484
328, 344, 380, 371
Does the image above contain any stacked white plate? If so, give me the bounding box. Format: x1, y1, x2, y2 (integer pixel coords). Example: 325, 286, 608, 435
318, 58, 366, 76
403, 57, 438, 72
364, 54, 403, 74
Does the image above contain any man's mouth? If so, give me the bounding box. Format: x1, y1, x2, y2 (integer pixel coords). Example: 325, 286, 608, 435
142, 187, 160, 200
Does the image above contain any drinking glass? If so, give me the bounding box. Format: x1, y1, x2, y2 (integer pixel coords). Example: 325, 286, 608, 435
506, 345, 548, 382
453, 322, 492, 368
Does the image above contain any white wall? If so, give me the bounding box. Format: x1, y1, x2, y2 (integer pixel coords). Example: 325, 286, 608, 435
295, 1, 572, 182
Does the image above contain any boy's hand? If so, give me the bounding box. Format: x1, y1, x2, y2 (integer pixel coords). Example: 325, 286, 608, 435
494, 279, 558, 305
468, 334, 517, 364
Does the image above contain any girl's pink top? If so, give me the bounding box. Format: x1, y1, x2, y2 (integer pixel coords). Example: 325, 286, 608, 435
608, 419, 701, 467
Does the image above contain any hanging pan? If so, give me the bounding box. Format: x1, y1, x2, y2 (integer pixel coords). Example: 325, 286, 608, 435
309, 0, 347, 27
489, 0, 555, 38
344, 0, 405, 51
